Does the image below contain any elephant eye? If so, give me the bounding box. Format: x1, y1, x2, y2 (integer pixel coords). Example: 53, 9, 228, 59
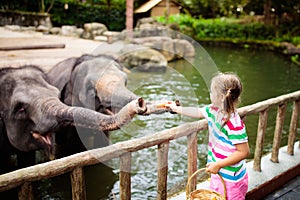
13, 103, 27, 119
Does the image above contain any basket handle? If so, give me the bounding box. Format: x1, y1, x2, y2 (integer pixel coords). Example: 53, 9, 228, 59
185, 168, 227, 200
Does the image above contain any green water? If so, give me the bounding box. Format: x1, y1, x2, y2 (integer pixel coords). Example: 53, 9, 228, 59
35, 46, 300, 200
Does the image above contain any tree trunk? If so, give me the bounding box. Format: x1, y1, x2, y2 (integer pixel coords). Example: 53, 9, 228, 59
264, 0, 272, 25
126, 0, 134, 38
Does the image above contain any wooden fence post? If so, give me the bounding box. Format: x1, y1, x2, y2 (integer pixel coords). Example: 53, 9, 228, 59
70, 167, 86, 200
287, 100, 300, 155
18, 182, 34, 200
253, 109, 268, 171
187, 132, 198, 194
271, 103, 286, 163
120, 153, 131, 200
157, 142, 169, 200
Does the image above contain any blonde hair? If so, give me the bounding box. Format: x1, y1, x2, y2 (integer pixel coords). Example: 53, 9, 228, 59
211, 72, 243, 126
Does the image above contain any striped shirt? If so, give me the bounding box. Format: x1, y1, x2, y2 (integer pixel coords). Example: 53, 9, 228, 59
201, 105, 248, 182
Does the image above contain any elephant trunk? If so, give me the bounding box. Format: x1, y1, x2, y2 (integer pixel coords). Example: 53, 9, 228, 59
42, 97, 146, 131
97, 85, 138, 114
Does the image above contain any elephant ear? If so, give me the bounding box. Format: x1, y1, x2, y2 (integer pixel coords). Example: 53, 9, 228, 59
46, 57, 78, 91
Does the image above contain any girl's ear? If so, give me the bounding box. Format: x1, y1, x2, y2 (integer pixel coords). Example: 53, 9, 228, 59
221, 94, 225, 102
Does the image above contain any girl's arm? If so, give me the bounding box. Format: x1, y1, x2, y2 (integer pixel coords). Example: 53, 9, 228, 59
206, 142, 250, 174
168, 105, 205, 118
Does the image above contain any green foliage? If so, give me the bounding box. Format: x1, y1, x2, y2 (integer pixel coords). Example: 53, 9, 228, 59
0, 0, 126, 31
291, 37, 300, 47
193, 18, 276, 40
47, 0, 126, 31
291, 55, 300, 65
158, 14, 279, 41
156, 14, 198, 37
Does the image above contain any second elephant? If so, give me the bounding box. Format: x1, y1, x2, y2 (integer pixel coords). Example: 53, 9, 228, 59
47, 54, 137, 115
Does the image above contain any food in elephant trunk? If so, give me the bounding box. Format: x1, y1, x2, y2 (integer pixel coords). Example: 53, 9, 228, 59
0, 65, 146, 170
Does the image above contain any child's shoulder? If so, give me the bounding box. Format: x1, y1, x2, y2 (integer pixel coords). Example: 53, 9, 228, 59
227, 112, 245, 130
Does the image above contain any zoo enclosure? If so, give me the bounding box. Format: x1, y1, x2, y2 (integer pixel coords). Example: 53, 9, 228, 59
0, 90, 299, 200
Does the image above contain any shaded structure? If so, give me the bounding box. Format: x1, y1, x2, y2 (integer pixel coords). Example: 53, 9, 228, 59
135, 0, 180, 17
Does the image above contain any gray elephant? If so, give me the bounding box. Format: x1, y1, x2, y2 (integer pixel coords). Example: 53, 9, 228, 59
46, 54, 175, 157
46, 54, 136, 114
46, 54, 169, 115
0, 65, 146, 173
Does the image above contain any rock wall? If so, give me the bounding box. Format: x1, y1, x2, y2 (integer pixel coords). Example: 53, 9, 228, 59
0, 10, 52, 28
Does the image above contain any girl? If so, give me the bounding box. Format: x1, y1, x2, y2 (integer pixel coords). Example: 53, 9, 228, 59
167, 72, 249, 200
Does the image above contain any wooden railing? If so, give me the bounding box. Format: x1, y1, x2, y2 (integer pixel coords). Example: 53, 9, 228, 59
0, 91, 299, 200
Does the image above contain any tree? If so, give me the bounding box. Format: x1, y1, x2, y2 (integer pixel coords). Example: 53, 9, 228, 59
126, 0, 133, 32
263, 0, 272, 25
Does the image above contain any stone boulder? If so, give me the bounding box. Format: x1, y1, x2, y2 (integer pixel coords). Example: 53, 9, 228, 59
61, 25, 83, 37
131, 36, 195, 61
82, 22, 108, 39
117, 44, 168, 72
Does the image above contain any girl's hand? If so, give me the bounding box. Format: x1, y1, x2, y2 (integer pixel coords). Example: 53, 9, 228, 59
164, 101, 180, 113
206, 162, 221, 174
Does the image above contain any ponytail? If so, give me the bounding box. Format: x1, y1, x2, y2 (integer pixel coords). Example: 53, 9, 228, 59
222, 88, 235, 127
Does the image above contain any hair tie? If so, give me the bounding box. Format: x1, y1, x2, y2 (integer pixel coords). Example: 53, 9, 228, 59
226, 89, 231, 97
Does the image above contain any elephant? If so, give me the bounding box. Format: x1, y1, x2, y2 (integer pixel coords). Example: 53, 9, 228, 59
46, 54, 169, 115
46, 54, 175, 157
46, 54, 136, 115
0, 65, 147, 173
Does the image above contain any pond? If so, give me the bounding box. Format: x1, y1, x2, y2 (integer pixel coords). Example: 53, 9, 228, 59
35, 45, 300, 200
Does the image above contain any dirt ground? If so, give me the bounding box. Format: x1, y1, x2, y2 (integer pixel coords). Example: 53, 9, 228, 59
0, 27, 102, 72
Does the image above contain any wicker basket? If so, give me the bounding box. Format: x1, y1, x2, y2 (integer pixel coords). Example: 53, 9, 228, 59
186, 168, 226, 200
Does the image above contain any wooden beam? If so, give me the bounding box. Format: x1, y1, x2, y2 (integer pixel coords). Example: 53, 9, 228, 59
187, 132, 198, 193
18, 182, 33, 200
287, 100, 300, 155
70, 167, 86, 200
157, 142, 169, 200
0, 119, 207, 192
253, 109, 268, 171
120, 153, 131, 200
271, 103, 286, 163
0, 44, 65, 51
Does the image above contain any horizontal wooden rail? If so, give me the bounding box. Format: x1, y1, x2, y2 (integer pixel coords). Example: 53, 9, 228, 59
0, 120, 208, 192
0, 90, 299, 199
237, 90, 300, 117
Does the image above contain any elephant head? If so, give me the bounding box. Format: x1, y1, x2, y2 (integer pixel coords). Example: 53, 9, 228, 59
0, 65, 146, 154
47, 54, 138, 115
46, 54, 170, 115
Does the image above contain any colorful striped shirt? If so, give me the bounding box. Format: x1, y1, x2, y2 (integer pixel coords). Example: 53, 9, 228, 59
201, 105, 248, 182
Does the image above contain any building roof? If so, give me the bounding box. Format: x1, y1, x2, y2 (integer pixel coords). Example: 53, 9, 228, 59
135, 0, 162, 13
